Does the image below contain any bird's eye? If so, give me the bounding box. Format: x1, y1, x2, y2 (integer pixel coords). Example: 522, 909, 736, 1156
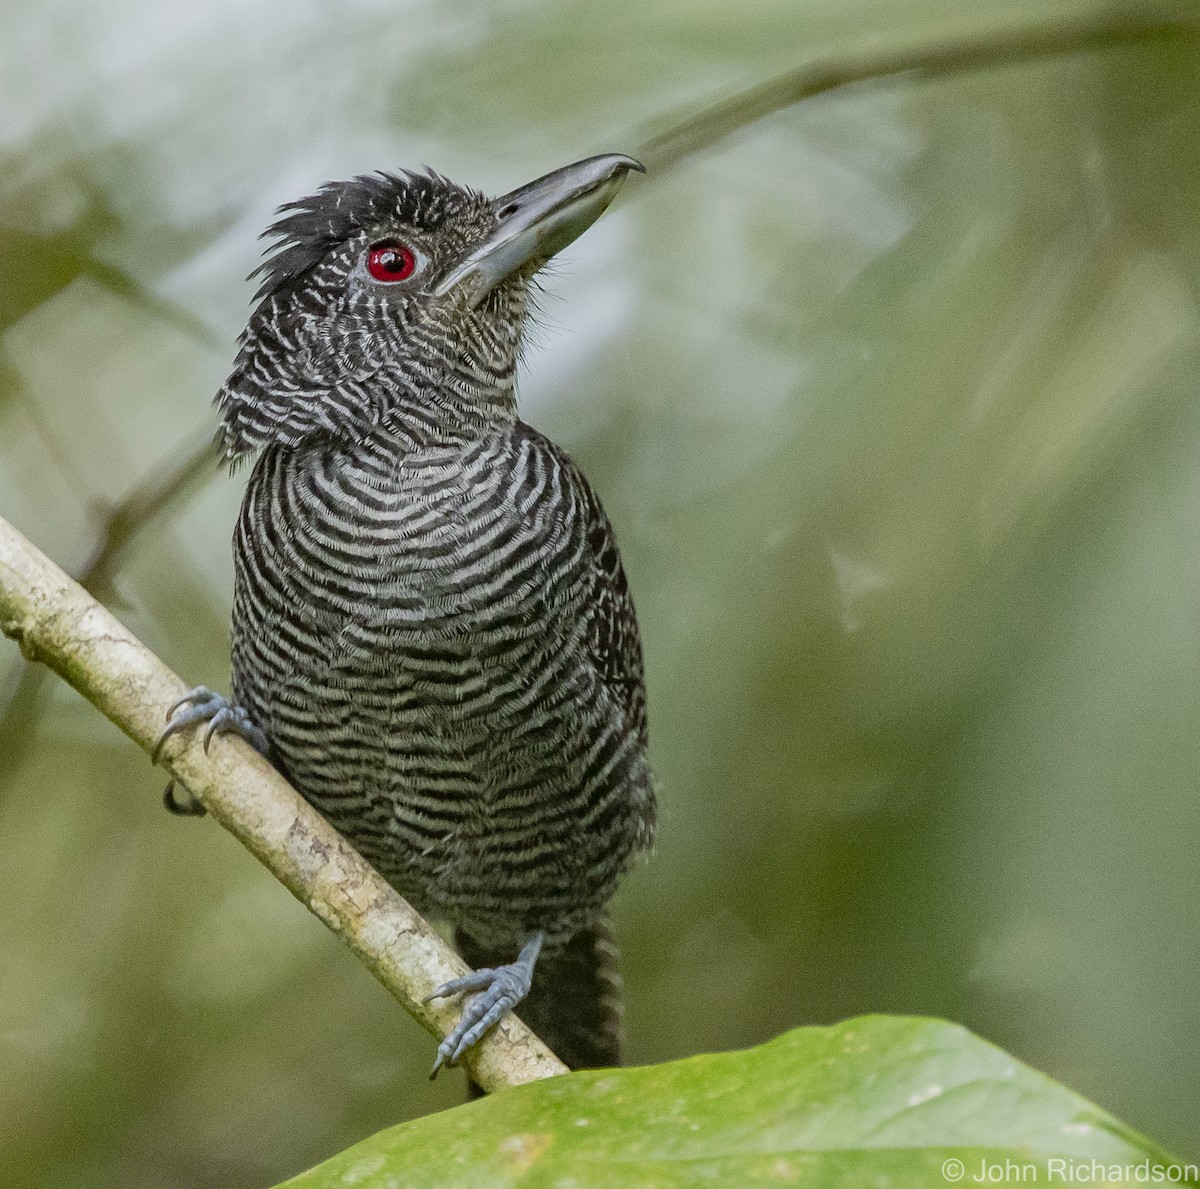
366, 241, 417, 282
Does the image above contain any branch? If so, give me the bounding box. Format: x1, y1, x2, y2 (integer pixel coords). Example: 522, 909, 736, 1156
0, 513, 568, 1093
78, 429, 221, 603
630, 4, 1200, 175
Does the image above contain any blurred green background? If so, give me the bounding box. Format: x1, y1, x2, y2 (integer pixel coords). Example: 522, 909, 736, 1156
3, 1, 1199, 1185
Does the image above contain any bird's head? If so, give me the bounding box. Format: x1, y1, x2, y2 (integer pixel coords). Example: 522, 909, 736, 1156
216, 154, 643, 460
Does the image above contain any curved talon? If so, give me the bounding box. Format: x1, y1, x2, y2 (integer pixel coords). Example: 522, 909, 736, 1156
163, 781, 207, 817
201, 706, 270, 755
166, 686, 214, 721
203, 716, 220, 752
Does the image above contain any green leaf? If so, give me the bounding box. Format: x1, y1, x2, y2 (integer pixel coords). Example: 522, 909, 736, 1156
277, 1015, 1194, 1188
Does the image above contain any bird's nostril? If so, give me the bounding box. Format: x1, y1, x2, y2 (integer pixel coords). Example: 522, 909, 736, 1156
497, 202, 520, 220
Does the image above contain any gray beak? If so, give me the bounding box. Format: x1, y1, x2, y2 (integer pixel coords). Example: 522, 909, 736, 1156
435, 153, 645, 308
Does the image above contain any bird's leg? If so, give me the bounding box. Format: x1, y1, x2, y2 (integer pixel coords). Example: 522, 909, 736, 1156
152, 687, 271, 818
425, 931, 545, 1077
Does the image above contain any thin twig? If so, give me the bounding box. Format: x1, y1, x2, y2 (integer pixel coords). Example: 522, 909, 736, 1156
77, 429, 220, 602
629, 5, 1200, 175
0, 513, 568, 1093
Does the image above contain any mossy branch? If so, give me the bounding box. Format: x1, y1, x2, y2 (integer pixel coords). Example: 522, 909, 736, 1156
0, 512, 568, 1093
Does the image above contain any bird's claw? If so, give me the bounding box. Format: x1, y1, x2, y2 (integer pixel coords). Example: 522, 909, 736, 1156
163, 781, 207, 816
426, 935, 543, 1078
425, 969, 501, 1001
152, 686, 269, 763
427, 963, 532, 1076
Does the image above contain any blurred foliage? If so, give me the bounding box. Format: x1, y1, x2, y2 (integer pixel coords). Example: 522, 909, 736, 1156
1, 1, 1199, 1187
281, 1017, 1193, 1188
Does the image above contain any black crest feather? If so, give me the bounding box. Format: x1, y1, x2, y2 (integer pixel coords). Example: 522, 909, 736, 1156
251, 169, 484, 300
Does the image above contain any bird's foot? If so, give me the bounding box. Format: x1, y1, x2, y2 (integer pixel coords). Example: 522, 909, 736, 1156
152, 686, 269, 763
153, 687, 269, 819
425, 932, 544, 1077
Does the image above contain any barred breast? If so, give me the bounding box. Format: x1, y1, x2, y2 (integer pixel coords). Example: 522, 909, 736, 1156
229, 416, 655, 949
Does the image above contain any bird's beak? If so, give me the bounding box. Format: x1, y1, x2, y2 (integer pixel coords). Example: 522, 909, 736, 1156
434, 154, 645, 308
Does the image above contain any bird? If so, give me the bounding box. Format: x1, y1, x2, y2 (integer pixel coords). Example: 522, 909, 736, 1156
155, 153, 656, 1081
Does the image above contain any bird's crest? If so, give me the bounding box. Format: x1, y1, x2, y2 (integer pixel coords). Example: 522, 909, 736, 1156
251, 169, 484, 300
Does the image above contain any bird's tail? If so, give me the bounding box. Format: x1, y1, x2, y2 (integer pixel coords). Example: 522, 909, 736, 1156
454, 918, 624, 1087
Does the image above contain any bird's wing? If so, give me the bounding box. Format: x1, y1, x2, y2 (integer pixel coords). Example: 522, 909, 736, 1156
523, 425, 648, 748
580, 493, 648, 747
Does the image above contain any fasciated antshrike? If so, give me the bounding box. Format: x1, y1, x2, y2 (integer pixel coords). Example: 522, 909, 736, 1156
157, 155, 655, 1079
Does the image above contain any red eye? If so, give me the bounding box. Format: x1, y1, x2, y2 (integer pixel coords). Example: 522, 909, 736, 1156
366, 241, 417, 282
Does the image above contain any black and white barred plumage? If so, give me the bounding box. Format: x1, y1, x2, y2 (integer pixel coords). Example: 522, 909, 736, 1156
209, 162, 653, 1074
